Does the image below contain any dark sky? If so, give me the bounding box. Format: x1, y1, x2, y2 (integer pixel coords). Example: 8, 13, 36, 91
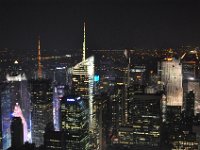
0, 0, 200, 50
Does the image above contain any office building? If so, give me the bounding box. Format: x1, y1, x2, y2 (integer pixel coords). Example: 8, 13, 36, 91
185, 91, 195, 118
29, 79, 53, 147
1, 61, 30, 150
159, 57, 183, 106
181, 50, 199, 80
61, 95, 89, 150
117, 94, 162, 149
11, 117, 23, 149
53, 85, 65, 131
44, 130, 65, 150
68, 23, 95, 132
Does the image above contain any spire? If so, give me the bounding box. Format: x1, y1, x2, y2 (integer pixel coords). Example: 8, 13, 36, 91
82, 22, 86, 62
37, 36, 42, 79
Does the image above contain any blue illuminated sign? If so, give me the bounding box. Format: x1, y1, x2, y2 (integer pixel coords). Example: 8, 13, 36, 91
66, 97, 81, 102
67, 98, 75, 102
94, 75, 100, 82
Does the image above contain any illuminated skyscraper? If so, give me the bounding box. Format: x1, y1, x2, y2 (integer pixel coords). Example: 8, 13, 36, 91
68, 23, 95, 132
61, 95, 89, 150
1, 61, 30, 150
181, 50, 200, 114
160, 57, 183, 106
53, 85, 65, 131
29, 79, 53, 147
181, 50, 199, 80
69, 56, 94, 133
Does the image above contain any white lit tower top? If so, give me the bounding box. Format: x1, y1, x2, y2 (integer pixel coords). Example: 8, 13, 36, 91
69, 22, 95, 133
82, 22, 86, 62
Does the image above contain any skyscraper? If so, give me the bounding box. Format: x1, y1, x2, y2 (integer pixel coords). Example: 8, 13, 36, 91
12, 103, 28, 144
11, 117, 23, 149
181, 50, 199, 80
159, 57, 183, 106
53, 85, 65, 131
185, 91, 195, 118
29, 79, 53, 147
1, 61, 30, 150
182, 79, 200, 114
61, 95, 89, 150
68, 23, 95, 132
117, 94, 162, 149
181, 50, 200, 114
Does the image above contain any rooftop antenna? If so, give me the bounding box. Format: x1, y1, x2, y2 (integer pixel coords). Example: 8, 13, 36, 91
37, 36, 42, 79
82, 22, 86, 62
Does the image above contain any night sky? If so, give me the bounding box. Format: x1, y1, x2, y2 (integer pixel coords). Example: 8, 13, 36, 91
0, 0, 200, 50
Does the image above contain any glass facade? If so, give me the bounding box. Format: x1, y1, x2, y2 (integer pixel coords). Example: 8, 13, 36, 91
61, 96, 89, 150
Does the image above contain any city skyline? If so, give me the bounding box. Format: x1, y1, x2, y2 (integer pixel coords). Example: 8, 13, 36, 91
0, 0, 200, 50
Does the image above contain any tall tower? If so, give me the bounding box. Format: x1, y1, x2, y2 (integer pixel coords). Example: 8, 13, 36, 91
82, 22, 86, 62
61, 95, 89, 149
37, 36, 42, 79
1, 61, 30, 150
160, 57, 183, 107
29, 79, 53, 147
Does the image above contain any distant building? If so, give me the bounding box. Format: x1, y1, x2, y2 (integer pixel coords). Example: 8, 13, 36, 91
29, 79, 53, 147
185, 91, 195, 118
12, 103, 28, 144
181, 50, 200, 114
116, 94, 162, 149
93, 93, 110, 150
183, 79, 200, 114
44, 130, 65, 150
68, 56, 94, 132
60, 95, 89, 150
53, 85, 65, 131
1, 61, 30, 150
181, 50, 199, 80
159, 57, 183, 106
11, 117, 23, 149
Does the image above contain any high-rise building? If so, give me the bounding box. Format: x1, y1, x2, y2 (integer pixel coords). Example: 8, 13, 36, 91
184, 80, 200, 114
117, 94, 162, 149
11, 117, 23, 149
1, 61, 30, 150
69, 56, 94, 132
159, 57, 183, 106
44, 123, 65, 150
1, 83, 11, 150
181, 50, 199, 80
0, 83, 4, 150
68, 22, 95, 132
185, 91, 195, 118
53, 85, 65, 131
61, 95, 89, 150
44, 131, 65, 150
12, 103, 28, 144
93, 93, 110, 150
29, 79, 53, 147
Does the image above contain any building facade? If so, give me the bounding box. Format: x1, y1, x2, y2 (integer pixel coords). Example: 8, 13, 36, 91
61, 95, 89, 150
29, 79, 53, 147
